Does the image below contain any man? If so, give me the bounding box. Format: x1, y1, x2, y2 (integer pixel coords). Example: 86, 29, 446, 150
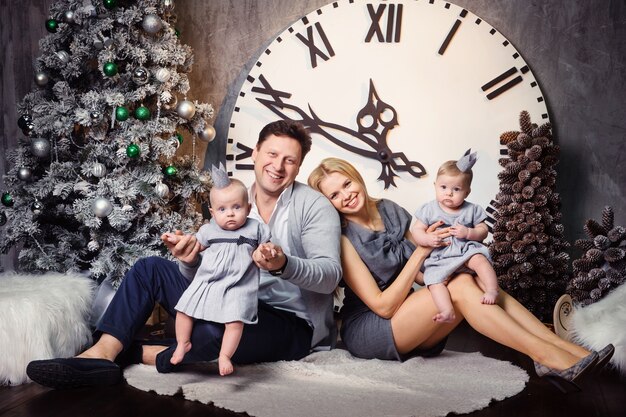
27, 120, 342, 388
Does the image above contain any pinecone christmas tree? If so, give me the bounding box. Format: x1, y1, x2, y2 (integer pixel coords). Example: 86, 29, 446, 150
489, 110, 570, 321
567, 206, 626, 306
0, 0, 215, 286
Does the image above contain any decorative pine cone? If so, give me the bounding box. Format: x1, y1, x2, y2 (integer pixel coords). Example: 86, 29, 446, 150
500, 131, 518, 145
567, 206, 626, 306
531, 122, 551, 138
519, 111, 534, 135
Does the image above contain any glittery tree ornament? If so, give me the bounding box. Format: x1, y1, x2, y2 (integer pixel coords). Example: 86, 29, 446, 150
567, 206, 626, 307
45, 18, 58, 33
115, 106, 130, 121
134, 105, 151, 121
488, 111, 570, 321
126, 143, 140, 158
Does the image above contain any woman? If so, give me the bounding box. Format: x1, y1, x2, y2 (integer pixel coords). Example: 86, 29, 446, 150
308, 157, 613, 393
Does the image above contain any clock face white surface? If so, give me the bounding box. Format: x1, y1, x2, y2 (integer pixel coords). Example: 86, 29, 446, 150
227, 0, 549, 221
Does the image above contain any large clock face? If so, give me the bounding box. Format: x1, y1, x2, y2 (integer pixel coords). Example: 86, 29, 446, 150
226, 0, 549, 224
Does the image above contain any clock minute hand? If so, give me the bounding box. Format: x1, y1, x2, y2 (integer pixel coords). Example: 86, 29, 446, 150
256, 98, 379, 158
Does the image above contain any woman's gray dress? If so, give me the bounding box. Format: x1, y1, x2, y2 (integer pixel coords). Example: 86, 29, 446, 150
340, 199, 446, 361
414, 200, 491, 286
175, 218, 271, 324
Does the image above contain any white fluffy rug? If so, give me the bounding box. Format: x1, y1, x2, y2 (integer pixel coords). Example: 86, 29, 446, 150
124, 349, 528, 417
0, 272, 94, 385
570, 283, 626, 374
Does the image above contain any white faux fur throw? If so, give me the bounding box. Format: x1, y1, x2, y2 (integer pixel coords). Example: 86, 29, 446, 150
0, 272, 95, 385
570, 283, 626, 375
124, 349, 529, 417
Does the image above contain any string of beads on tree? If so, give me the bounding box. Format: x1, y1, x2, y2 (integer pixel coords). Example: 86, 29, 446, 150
567, 206, 626, 306
489, 110, 570, 321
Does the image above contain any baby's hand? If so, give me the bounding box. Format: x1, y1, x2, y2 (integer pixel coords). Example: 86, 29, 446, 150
256, 242, 278, 260
449, 223, 470, 239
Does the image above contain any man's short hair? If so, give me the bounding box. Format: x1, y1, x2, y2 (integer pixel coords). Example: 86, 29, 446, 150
257, 120, 312, 162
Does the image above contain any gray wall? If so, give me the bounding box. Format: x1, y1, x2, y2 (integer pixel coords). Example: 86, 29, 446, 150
1, 0, 624, 269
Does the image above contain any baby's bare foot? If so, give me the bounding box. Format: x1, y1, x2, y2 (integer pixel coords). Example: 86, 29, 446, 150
219, 354, 234, 376
481, 290, 499, 305
432, 310, 456, 323
170, 341, 192, 365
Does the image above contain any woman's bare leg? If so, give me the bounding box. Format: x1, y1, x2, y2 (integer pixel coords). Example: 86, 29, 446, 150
390, 288, 462, 354
447, 274, 586, 371
497, 290, 590, 359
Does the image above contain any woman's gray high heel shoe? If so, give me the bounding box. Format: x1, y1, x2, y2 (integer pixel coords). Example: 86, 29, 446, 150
534, 351, 598, 393
593, 344, 615, 372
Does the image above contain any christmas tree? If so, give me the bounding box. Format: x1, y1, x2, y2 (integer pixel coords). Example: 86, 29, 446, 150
0, 0, 215, 286
489, 111, 570, 321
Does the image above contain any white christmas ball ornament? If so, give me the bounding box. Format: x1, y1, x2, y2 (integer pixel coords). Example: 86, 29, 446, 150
56, 50, 71, 64
17, 167, 33, 181
92, 197, 113, 218
64, 10, 75, 24
142, 14, 163, 34
34, 71, 49, 87
155, 68, 171, 82
30, 138, 51, 158
176, 100, 196, 120
92, 162, 106, 178
198, 124, 216, 143
155, 183, 169, 198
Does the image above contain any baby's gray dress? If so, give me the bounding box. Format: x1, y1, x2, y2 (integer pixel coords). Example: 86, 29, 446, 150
175, 218, 271, 324
414, 200, 491, 286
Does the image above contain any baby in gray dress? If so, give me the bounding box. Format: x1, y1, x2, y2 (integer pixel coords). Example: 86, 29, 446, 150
166, 172, 271, 376
411, 150, 499, 323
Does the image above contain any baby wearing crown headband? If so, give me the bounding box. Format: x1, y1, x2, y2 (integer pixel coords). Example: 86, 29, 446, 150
410, 149, 500, 323
164, 164, 272, 375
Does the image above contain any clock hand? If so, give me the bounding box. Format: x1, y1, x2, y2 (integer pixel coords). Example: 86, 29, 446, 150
256, 79, 426, 189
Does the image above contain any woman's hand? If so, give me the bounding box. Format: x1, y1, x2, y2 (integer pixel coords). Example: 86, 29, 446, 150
161, 230, 205, 264
423, 220, 451, 248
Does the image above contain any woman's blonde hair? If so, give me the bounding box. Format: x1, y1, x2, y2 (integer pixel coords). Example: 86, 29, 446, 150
308, 157, 379, 207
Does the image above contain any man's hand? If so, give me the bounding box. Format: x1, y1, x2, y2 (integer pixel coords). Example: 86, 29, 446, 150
161, 230, 205, 264
423, 220, 451, 248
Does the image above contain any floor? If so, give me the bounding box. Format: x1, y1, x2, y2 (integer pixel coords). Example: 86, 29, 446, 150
1, 321, 624, 417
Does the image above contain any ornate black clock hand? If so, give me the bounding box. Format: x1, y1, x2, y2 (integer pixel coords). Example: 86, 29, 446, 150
255, 78, 425, 189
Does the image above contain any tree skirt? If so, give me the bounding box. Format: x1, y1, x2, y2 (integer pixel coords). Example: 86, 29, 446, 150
124, 349, 528, 417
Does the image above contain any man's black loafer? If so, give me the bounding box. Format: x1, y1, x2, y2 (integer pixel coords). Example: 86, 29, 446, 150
26, 357, 121, 389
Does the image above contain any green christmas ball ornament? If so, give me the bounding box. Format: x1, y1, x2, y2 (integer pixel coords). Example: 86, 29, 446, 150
115, 106, 130, 121
103, 61, 118, 77
134, 105, 151, 121
103, 0, 117, 10
1, 192, 14, 207
176, 132, 183, 144
126, 143, 140, 158
45, 19, 58, 33
163, 165, 178, 177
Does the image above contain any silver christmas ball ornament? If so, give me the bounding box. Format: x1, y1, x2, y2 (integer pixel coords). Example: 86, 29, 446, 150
30, 138, 51, 158
31, 200, 44, 215
56, 50, 71, 64
17, 167, 33, 181
155, 183, 170, 198
176, 100, 196, 120
87, 240, 100, 251
167, 137, 180, 149
90, 111, 101, 122
92, 197, 113, 218
198, 124, 216, 143
92, 162, 107, 178
64, 10, 75, 24
142, 14, 163, 34
163, 0, 175, 11
131, 66, 150, 85
155, 67, 171, 82
34, 71, 49, 87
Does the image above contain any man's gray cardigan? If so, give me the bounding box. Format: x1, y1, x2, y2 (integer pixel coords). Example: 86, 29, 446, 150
180, 181, 342, 350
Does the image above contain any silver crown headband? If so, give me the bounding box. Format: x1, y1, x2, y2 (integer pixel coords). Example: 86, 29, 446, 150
210, 162, 231, 189
456, 148, 478, 172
